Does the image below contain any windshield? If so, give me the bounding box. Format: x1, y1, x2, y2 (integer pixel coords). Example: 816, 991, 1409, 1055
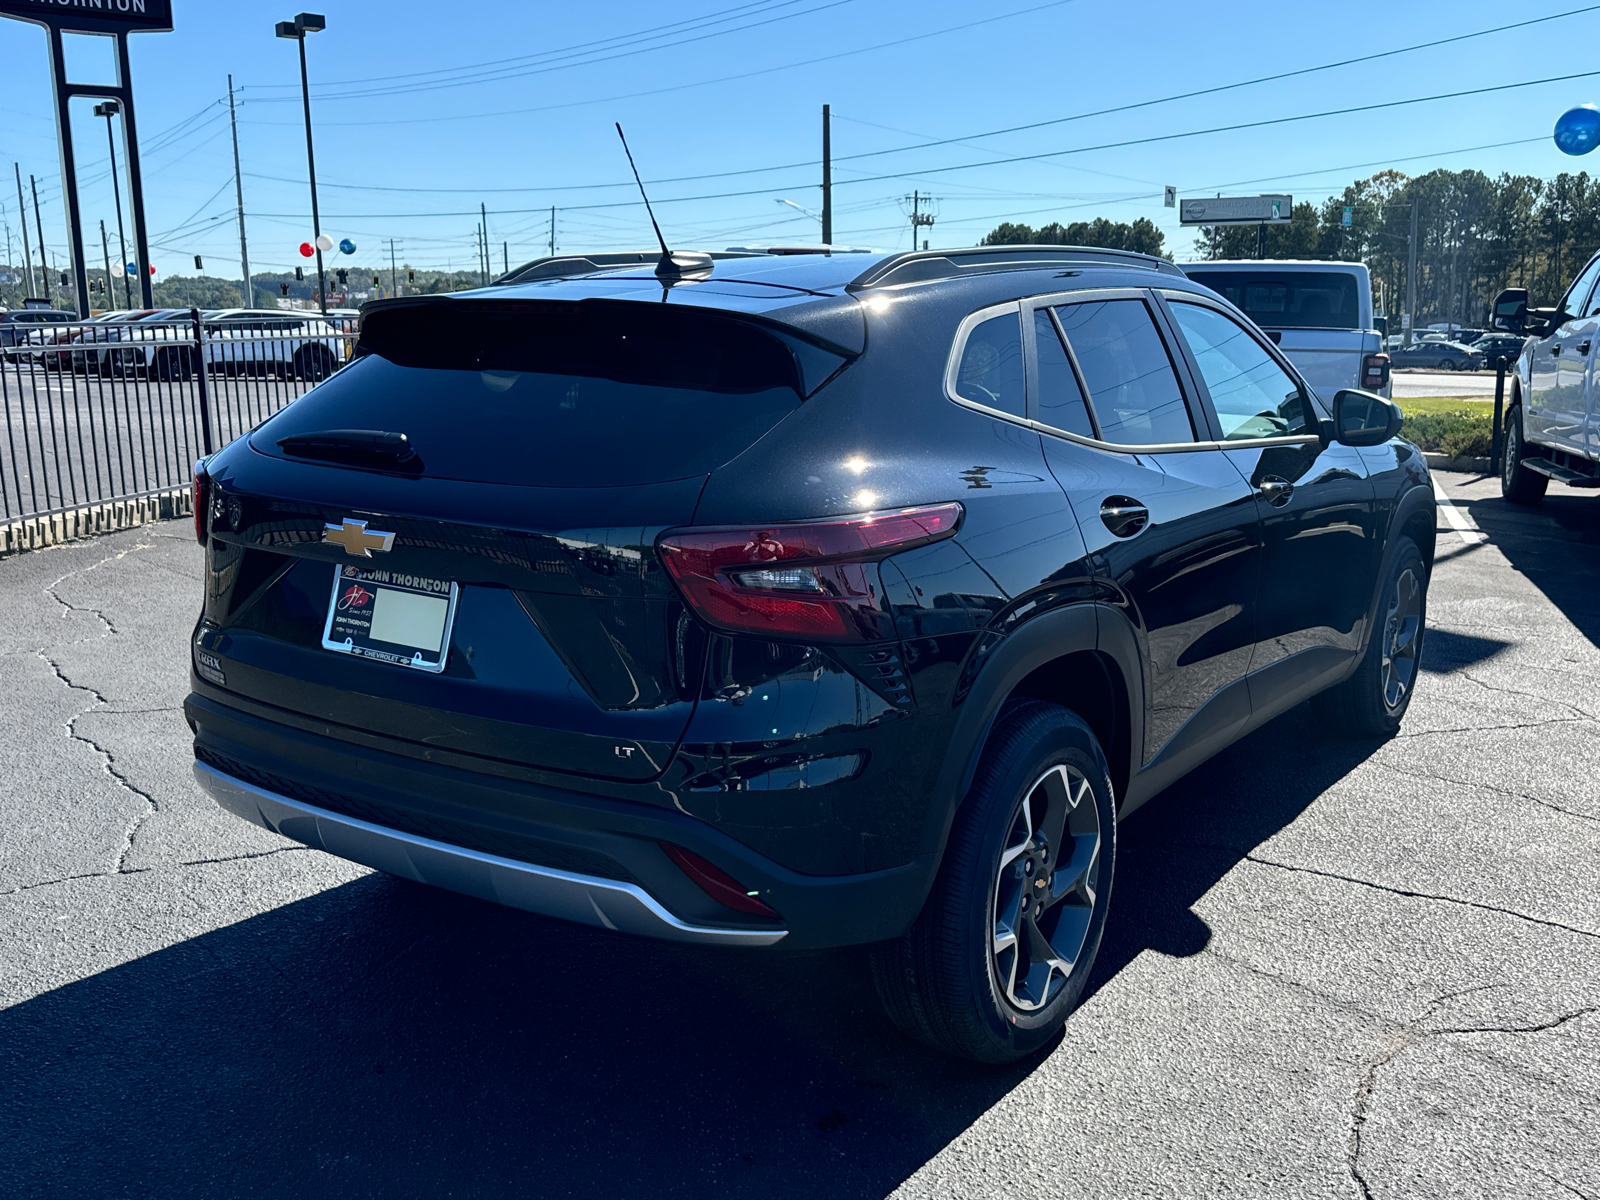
1185, 270, 1362, 330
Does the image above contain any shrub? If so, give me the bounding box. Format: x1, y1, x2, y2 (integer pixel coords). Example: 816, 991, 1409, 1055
1398, 407, 1493, 457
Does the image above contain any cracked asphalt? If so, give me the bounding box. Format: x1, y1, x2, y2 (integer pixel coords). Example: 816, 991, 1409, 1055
1, 471, 1597, 1199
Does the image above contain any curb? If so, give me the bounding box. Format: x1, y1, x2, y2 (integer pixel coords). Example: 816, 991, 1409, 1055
0, 487, 193, 559
1424, 453, 1491, 474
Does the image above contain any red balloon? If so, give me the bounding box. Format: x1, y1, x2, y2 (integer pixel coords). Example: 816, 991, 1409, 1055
148, 264, 156, 275
299, 242, 314, 258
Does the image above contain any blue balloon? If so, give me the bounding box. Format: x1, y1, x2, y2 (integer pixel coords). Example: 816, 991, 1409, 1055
339, 238, 356, 255
1555, 105, 1600, 155
125, 262, 137, 275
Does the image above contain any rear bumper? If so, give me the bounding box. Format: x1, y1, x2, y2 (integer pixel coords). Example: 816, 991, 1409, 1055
194, 761, 784, 946
184, 691, 936, 949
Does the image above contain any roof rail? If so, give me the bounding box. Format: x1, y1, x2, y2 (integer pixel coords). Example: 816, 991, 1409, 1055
847, 245, 1183, 290
496, 249, 760, 285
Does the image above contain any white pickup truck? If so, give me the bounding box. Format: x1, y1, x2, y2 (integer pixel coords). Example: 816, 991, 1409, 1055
1179, 260, 1391, 401
1491, 258, 1600, 502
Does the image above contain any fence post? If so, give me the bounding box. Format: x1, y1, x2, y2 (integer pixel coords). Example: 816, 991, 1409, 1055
1489, 360, 1506, 476
191, 308, 215, 455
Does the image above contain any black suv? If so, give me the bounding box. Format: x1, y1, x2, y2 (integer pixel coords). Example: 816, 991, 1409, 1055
187, 245, 1434, 1062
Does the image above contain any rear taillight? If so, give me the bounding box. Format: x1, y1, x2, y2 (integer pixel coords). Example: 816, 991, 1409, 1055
660, 843, 778, 918
193, 459, 210, 544
1362, 352, 1390, 391
657, 502, 962, 642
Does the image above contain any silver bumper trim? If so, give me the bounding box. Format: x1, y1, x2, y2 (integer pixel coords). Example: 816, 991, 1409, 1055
193, 761, 787, 946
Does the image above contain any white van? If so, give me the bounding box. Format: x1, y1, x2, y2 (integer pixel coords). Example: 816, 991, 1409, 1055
1178, 260, 1391, 401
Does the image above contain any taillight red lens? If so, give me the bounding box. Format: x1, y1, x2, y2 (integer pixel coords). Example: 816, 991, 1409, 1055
193, 459, 209, 544
660, 842, 779, 918
657, 502, 962, 642
1362, 352, 1390, 390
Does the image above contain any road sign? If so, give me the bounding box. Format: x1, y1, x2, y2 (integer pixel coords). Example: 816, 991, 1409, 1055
0, 0, 172, 34
1342, 206, 1353, 227
1179, 194, 1292, 226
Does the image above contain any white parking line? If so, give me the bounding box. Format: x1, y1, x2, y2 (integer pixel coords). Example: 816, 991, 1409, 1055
1433, 477, 1487, 545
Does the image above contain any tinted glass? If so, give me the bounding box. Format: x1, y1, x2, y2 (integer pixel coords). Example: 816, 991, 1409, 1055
1032, 309, 1094, 437
1170, 303, 1311, 440
1561, 255, 1600, 318
256, 302, 824, 488
1054, 299, 1194, 445
1184, 270, 1361, 330
954, 311, 1025, 418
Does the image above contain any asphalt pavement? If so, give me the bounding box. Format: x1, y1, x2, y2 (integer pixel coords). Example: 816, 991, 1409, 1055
1, 472, 1596, 1199
1390, 369, 1502, 399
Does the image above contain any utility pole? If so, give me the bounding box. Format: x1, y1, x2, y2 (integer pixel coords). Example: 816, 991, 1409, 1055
389, 238, 397, 296
502, 241, 508, 276
227, 76, 254, 308
905, 190, 936, 250
1404, 200, 1419, 347
30, 175, 49, 303
14, 165, 36, 299
94, 101, 132, 308
99, 220, 112, 311
548, 206, 555, 255
821, 103, 832, 247
480, 202, 490, 285
909, 190, 918, 251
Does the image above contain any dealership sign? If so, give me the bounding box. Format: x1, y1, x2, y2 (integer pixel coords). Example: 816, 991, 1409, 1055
1178, 195, 1293, 226
0, 0, 172, 33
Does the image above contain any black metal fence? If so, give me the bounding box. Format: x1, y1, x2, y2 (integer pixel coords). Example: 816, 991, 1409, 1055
0, 309, 355, 529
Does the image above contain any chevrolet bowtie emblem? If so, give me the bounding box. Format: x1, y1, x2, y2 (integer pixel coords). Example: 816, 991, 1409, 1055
322, 518, 395, 557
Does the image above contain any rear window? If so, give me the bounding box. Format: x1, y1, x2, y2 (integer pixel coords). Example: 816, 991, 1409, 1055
254, 301, 844, 487
1183, 270, 1362, 330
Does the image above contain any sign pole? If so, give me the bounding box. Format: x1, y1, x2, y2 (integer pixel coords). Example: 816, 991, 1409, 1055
44, 26, 88, 316
116, 33, 154, 309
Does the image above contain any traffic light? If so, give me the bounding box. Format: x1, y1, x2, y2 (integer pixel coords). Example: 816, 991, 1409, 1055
372, 275, 379, 287
336, 268, 348, 285
280, 283, 290, 297
407, 269, 415, 284
294, 266, 304, 281
59, 272, 68, 287
194, 255, 204, 270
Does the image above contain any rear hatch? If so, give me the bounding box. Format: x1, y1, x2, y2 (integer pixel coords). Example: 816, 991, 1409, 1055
197, 298, 849, 782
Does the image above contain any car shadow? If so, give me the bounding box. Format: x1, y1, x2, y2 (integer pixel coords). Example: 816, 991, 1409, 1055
1450, 481, 1600, 647
0, 701, 1392, 1199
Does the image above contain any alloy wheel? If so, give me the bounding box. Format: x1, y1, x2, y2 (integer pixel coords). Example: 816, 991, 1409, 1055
1503, 419, 1521, 487
991, 763, 1102, 1012
1380, 567, 1423, 711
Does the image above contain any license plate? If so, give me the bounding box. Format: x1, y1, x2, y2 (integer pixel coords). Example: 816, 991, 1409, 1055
321, 564, 459, 673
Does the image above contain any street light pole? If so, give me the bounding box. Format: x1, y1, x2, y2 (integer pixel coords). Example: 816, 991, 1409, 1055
94, 101, 131, 309
277, 13, 327, 315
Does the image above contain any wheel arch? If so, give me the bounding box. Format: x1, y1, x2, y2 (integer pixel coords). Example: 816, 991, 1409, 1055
918, 603, 1143, 869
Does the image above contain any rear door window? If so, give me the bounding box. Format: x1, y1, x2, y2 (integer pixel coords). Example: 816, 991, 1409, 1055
1031, 308, 1095, 438
953, 310, 1025, 418
255, 300, 843, 488
1184, 270, 1361, 330
1052, 299, 1195, 445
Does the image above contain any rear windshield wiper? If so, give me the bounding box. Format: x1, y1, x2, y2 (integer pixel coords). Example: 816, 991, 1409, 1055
276, 429, 421, 471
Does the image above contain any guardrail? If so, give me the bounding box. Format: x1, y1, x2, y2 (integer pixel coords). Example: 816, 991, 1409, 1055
0, 308, 356, 553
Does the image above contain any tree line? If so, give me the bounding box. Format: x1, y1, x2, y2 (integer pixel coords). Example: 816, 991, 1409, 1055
981, 169, 1600, 330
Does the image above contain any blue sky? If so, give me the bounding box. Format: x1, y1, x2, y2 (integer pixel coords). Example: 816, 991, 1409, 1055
2, 0, 1598, 282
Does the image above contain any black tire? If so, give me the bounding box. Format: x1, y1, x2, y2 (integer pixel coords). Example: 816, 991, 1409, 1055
871, 700, 1116, 1063
154, 346, 195, 382
1500, 405, 1548, 505
1437, 358, 1456, 371
1312, 536, 1427, 739
293, 343, 337, 382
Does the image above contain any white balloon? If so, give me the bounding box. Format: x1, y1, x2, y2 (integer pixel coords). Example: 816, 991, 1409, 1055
315, 234, 334, 252
110, 262, 124, 278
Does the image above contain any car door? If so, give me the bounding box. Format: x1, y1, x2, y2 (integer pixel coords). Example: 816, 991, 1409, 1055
1028, 291, 1263, 778
1157, 294, 1377, 719
1529, 253, 1600, 451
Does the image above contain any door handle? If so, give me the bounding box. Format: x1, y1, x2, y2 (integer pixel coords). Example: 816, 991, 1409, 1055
1551, 344, 1562, 355
1258, 476, 1294, 506
1581, 340, 1592, 356
1099, 496, 1149, 538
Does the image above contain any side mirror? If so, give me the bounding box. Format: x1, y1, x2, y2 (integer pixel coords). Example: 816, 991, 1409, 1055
1331, 389, 1404, 448
1491, 287, 1528, 332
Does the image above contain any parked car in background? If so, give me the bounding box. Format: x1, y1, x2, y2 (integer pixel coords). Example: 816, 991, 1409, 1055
109, 308, 348, 381
0, 307, 73, 353
1178, 260, 1391, 400
1472, 333, 1528, 369
1389, 340, 1486, 371
1495, 254, 1600, 502
189, 244, 1433, 1063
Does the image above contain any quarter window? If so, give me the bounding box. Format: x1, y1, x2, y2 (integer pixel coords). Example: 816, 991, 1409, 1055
1169, 302, 1311, 440
1053, 299, 1194, 445
953, 311, 1025, 418
1032, 309, 1095, 438
1561, 255, 1600, 320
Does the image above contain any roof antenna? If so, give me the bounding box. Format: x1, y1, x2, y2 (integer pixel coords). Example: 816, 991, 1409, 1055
615, 122, 712, 282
